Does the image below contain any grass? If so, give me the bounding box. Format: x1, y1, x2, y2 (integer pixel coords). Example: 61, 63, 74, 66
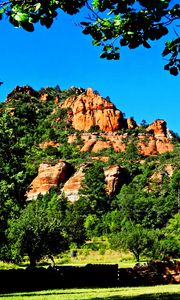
0, 285, 180, 300
54, 249, 136, 268
0, 249, 136, 270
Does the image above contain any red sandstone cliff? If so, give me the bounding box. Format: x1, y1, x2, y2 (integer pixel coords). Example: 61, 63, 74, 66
26, 162, 127, 203
26, 160, 72, 201
61, 88, 124, 132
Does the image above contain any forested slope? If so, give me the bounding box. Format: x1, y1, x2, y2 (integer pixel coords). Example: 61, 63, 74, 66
0, 85, 179, 266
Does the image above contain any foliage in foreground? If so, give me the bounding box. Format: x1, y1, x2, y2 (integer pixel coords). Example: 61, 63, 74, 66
0, 1, 179, 75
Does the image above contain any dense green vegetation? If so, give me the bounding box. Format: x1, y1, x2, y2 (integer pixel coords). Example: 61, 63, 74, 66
0, 85, 179, 267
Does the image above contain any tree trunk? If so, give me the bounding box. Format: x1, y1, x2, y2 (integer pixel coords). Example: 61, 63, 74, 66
49, 255, 55, 268
29, 255, 36, 268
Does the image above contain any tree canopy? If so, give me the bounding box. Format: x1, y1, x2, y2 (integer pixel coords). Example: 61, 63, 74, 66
0, 0, 179, 75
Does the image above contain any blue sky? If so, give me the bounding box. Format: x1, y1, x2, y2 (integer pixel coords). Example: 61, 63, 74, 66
0, 8, 179, 134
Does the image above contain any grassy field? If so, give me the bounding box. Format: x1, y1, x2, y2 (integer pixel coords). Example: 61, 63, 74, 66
0, 249, 136, 270
0, 285, 180, 300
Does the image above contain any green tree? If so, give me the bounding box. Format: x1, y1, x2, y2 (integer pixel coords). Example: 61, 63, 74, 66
8, 192, 70, 267
161, 213, 180, 258
1, 1, 179, 75
170, 170, 180, 213
78, 161, 110, 217
110, 222, 150, 261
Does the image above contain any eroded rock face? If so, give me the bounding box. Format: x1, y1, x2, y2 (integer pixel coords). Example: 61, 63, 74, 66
138, 134, 174, 156
62, 163, 127, 202
104, 165, 126, 197
61, 164, 89, 203
127, 117, 137, 129
68, 131, 173, 156
146, 119, 167, 137
26, 160, 72, 200
148, 164, 174, 191
61, 88, 124, 132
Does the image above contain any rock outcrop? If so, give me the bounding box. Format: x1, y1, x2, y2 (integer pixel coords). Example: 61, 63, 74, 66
62, 164, 127, 201
148, 164, 174, 191
6, 85, 38, 102
61, 164, 88, 203
26, 161, 129, 203
104, 165, 126, 197
146, 119, 167, 137
39, 140, 60, 149
68, 131, 173, 156
127, 117, 137, 129
26, 160, 72, 200
61, 88, 124, 132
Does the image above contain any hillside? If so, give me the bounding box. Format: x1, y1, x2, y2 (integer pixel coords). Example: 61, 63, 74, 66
0, 85, 179, 266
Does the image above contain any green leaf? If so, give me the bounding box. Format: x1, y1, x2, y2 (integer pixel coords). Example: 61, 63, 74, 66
35, 3, 41, 12
21, 22, 34, 32
14, 12, 28, 22
114, 19, 121, 26
93, 40, 101, 46
0, 5, 8, 15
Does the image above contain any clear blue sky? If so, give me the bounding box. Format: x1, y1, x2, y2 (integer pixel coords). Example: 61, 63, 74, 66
0, 8, 179, 134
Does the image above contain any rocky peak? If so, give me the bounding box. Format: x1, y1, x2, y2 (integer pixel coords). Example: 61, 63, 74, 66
61, 87, 124, 132
6, 85, 38, 102
127, 117, 137, 129
146, 119, 167, 137
86, 87, 95, 97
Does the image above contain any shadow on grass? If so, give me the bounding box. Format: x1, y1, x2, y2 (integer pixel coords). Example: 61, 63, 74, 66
0, 291, 180, 300
90, 294, 180, 300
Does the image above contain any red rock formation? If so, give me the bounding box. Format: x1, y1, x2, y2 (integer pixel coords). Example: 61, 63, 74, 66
26, 160, 71, 200
61, 87, 124, 132
91, 156, 109, 162
156, 138, 174, 153
138, 135, 158, 156
80, 139, 97, 152
138, 133, 174, 156
91, 140, 112, 153
148, 164, 174, 191
68, 132, 173, 156
104, 165, 125, 196
39, 140, 60, 149
40, 93, 49, 101
127, 117, 137, 129
146, 119, 167, 137
62, 163, 127, 202
61, 164, 88, 203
